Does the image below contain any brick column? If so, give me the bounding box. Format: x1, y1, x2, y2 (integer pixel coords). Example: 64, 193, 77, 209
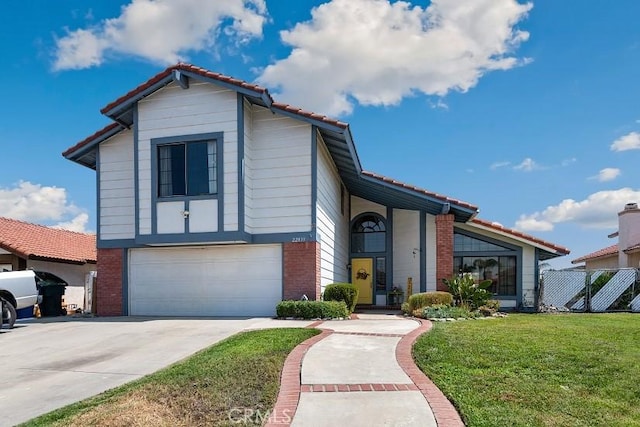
283, 242, 321, 301
435, 214, 454, 291
96, 248, 123, 316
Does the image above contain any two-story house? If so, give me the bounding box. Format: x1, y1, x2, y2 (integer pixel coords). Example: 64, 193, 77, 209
63, 64, 569, 317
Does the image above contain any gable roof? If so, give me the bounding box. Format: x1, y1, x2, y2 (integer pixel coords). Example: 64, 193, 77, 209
0, 217, 96, 265
63, 63, 479, 222
469, 218, 570, 260
571, 244, 618, 264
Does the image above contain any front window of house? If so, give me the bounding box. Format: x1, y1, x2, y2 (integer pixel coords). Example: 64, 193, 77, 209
158, 140, 217, 197
453, 232, 517, 296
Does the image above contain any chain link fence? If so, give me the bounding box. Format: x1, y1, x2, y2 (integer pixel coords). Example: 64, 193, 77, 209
540, 268, 640, 312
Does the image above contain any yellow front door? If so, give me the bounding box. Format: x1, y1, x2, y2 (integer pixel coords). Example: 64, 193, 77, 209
352, 258, 373, 304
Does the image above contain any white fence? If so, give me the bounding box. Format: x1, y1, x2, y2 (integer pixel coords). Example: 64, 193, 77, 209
540, 268, 640, 312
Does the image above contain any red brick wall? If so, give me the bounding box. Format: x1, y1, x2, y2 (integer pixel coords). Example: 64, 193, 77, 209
96, 248, 123, 316
435, 214, 454, 291
283, 241, 321, 300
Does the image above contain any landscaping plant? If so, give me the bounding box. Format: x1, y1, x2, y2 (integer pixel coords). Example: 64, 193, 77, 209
404, 291, 453, 314
323, 283, 359, 313
443, 273, 492, 310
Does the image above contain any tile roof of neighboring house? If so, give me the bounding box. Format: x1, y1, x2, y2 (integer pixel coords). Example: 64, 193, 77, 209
471, 218, 570, 255
0, 217, 96, 264
362, 171, 478, 212
571, 244, 618, 264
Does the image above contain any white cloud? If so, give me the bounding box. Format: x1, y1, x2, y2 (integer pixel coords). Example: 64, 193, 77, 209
258, 0, 532, 116
52, 213, 90, 233
0, 181, 89, 232
53, 0, 268, 70
561, 157, 577, 166
513, 157, 541, 172
611, 131, 640, 152
589, 167, 621, 182
515, 188, 640, 231
490, 161, 511, 170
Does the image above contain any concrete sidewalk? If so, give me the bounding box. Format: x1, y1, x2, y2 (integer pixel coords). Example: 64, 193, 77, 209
266, 314, 464, 427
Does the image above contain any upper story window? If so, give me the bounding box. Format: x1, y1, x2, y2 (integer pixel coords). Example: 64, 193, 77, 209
351, 213, 386, 253
158, 140, 217, 197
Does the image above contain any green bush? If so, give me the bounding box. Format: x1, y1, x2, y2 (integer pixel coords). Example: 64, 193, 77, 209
421, 304, 477, 319
276, 300, 349, 319
406, 291, 453, 313
443, 273, 492, 310
477, 299, 501, 316
323, 283, 359, 313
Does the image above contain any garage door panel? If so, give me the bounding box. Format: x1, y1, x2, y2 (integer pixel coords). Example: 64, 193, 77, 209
129, 245, 282, 317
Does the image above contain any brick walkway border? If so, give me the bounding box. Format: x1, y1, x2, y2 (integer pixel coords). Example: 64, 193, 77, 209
396, 318, 465, 427
265, 323, 331, 427
266, 317, 465, 427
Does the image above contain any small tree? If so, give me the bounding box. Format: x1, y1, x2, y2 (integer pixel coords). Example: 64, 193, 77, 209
442, 273, 492, 310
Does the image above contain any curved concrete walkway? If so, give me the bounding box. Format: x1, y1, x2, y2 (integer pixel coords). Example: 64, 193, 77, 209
265, 314, 464, 427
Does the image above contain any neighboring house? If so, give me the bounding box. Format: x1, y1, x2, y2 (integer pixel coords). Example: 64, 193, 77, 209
572, 203, 640, 270
63, 64, 569, 317
0, 217, 97, 308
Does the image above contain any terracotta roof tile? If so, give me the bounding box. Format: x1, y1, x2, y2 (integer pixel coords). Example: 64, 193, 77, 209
62, 122, 122, 158
571, 244, 617, 263
362, 171, 478, 212
100, 63, 268, 115
271, 102, 348, 129
471, 218, 570, 255
0, 217, 96, 264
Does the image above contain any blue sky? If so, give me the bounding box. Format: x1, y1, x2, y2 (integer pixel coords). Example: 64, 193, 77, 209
1, 0, 639, 268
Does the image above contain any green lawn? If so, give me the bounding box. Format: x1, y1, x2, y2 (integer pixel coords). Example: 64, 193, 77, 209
414, 314, 640, 427
22, 328, 318, 427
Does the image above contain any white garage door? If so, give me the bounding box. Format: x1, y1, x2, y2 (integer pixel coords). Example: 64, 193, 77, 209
129, 244, 282, 316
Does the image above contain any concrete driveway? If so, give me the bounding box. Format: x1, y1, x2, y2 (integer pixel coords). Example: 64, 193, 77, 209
0, 316, 313, 426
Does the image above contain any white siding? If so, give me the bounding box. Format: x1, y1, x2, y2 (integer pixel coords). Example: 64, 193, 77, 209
350, 196, 386, 219
249, 105, 312, 234
99, 130, 135, 240
393, 209, 420, 295
137, 81, 238, 235
316, 133, 349, 291
243, 99, 254, 233
426, 214, 437, 291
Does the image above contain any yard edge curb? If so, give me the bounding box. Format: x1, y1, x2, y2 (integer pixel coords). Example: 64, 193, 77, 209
264, 322, 331, 427
396, 317, 465, 427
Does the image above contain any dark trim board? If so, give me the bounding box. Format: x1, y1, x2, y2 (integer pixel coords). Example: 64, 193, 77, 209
420, 210, 427, 293
122, 248, 129, 316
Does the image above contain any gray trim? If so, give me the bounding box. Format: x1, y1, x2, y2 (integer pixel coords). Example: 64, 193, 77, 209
534, 248, 541, 308
137, 231, 251, 245
311, 126, 318, 235
237, 93, 245, 234
96, 148, 101, 242
98, 239, 141, 249
64, 125, 125, 161
349, 211, 391, 304
180, 70, 268, 101
252, 232, 318, 244
281, 244, 286, 300
420, 210, 427, 293
172, 70, 189, 89
122, 248, 129, 316
104, 75, 174, 118
134, 104, 140, 240
386, 207, 393, 296
184, 200, 190, 234
453, 227, 523, 305
150, 131, 224, 236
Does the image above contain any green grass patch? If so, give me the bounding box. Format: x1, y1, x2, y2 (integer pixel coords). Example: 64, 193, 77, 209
22, 328, 318, 427
414, 314, 640, 427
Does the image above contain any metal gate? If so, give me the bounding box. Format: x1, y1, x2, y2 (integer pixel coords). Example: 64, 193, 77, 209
540, 268, 640, 312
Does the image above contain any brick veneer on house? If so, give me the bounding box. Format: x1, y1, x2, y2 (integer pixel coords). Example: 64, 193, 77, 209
435, 214, 454, 291
283, 242, 321, 300
96, 248, 123, 316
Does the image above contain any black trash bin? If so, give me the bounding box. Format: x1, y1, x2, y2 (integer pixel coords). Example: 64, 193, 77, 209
36, 271, 68, 317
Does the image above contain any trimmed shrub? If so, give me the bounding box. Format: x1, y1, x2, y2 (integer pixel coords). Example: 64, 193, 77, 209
407, 291, 453, 313
323, 283, 359, 313
276, 300, 349, 319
